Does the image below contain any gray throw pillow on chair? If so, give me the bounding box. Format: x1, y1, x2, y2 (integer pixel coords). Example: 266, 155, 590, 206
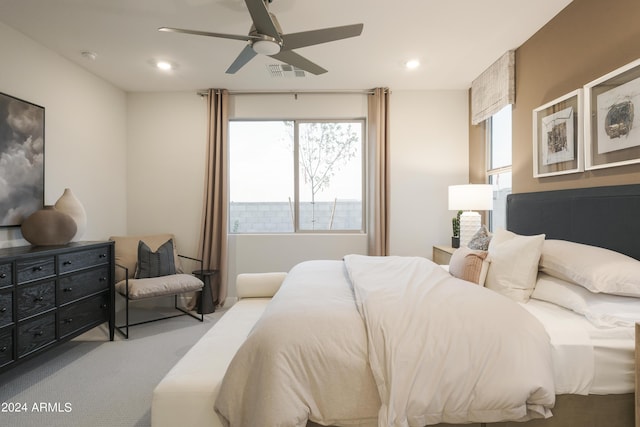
135, 239, 177, 278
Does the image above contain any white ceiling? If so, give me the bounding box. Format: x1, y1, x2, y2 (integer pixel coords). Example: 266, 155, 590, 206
0, 0, 573, 92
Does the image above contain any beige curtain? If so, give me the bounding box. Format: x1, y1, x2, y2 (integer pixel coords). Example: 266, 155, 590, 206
199, 89, 229, 306
367, 87, 390, 256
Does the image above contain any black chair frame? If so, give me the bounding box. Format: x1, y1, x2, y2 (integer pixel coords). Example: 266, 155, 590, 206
114, 254, 204, 339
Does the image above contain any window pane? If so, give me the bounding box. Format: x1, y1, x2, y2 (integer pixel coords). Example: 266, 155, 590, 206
229, 121, 294, 233
490, 105, 512, 170
297, 122, 363, 231
488, 171, 512, 231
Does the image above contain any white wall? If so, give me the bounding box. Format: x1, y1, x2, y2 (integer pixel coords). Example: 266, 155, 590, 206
0, 22, 127, 247
389, 91, 469, 257
125, 92, 206, 258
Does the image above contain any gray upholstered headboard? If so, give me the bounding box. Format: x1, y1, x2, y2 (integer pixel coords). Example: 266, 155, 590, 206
506, 184, 640, 261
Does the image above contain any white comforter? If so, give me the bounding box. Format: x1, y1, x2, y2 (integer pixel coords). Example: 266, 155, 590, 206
215, 256, 555, 427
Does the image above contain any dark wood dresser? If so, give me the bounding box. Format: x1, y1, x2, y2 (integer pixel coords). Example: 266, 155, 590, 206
0, 241, 114, 374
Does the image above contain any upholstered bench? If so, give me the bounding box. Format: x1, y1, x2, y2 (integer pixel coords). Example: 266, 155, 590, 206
151, 272, 286, 427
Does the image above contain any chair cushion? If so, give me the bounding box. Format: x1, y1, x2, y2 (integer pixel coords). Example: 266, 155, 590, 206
115, 274, 204, 300
135, 239, 177, 279
110, 234, 184, 282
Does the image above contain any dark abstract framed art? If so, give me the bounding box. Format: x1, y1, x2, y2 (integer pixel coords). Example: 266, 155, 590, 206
0, 92, 45, 227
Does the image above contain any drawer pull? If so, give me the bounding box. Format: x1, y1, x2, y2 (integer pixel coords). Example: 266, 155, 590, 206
99, 277, 107, 282
34, 331, 44, 337
63, 287, 73, 292
63, 261, 72, 266
0, 273, 6, 279
0, 346, 6, 352
99, 253, 107, 258
33, 266, 43, 272
35, 296, 44, 302
0, 307, 6, 313
65, 318, 73, 324
100, 303, 108, 309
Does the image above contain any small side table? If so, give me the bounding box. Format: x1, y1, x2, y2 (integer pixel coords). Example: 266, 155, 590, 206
432, 245, 456, 265
192, 269, 219, 314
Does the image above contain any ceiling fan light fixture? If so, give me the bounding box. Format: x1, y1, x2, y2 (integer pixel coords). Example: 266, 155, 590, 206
252, 39, 281, 55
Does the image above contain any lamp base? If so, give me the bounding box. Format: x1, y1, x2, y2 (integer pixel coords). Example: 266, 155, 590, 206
459, 211, 481, 248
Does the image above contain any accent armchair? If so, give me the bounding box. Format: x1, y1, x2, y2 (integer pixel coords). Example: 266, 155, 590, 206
109, 234, 204, 338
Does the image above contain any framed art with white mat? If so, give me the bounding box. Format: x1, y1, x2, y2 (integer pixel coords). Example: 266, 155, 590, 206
533, 89, 583, 177
584, 58, 640, 170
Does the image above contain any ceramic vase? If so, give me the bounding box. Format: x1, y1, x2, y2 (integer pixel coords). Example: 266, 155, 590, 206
21, 206, 77, 246
54, 188, 87, 241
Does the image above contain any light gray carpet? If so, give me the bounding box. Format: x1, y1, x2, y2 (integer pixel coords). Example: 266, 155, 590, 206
0, 306, 225, 427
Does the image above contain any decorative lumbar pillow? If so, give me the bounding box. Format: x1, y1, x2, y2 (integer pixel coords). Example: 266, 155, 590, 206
448, 246, 490, 285
467, 225, 492, 250
135, 238, 177, 279
540, 239, 640, 297
484, 228, 545, 302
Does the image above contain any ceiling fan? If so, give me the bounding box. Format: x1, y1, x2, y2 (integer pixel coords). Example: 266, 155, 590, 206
158, 0, 363, 75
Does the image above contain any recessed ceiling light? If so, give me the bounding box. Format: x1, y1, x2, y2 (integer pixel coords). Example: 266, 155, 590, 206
156, 61, 173, 71
405, 59, 420, 70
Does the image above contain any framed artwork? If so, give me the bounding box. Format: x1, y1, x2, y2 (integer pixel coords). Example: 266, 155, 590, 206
0, 92, 45, 227
533, 89, 583, 177
584, 58, 640, 170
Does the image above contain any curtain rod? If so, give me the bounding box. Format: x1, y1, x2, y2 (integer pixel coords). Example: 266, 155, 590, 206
197, 88, 388, 97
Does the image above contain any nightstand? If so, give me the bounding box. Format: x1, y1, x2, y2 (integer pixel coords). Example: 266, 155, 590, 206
432, 245, 456, 265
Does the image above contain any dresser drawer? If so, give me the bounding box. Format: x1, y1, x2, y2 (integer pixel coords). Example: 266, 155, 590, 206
58, 292, 108, 338
0, 263, 12, 287
16, 257, 56, 284
0, 330, 13, 367
0, 291, 12, 328
17, 281, 55, 320
17, 313, 55, 357
58, 267, 109, 305
59, 246, 110, 275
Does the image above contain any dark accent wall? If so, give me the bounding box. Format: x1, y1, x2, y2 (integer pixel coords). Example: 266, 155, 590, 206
469, 0, 640, 193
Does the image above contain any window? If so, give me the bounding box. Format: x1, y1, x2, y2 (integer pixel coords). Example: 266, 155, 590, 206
229, 120, 364, 233
486, 105, 512, 231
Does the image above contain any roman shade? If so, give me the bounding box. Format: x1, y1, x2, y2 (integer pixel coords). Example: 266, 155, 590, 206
471, 50, 515, 125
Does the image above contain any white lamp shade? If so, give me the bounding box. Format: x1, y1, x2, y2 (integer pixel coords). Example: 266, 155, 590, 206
448, 184, 494, 211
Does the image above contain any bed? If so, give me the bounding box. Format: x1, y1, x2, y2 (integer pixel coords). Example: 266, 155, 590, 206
213, 184, 640, 427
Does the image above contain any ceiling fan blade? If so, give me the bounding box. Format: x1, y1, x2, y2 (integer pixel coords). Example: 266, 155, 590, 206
281, 23, 364, 50
226, 44, 258, 74
244, 0, 280, 39
158, 27, 254, 42
270, 50, 327, 75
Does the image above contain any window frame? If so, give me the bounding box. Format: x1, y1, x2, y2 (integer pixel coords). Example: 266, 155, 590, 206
228, 118, 367, 234
485, 105, 513, 232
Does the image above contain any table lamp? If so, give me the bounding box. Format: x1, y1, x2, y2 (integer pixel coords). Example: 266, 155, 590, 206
448, 184, 494, 247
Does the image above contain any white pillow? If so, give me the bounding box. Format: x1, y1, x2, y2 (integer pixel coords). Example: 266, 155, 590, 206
484, 229, 545, 302
532, 272, 640, 328
540, 239, 640, 297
